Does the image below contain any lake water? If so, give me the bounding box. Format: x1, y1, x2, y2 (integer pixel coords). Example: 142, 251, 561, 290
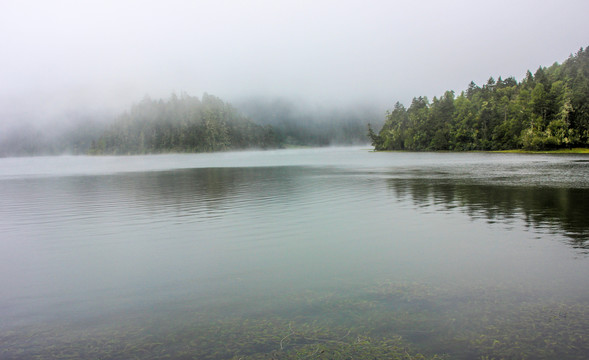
1, 147, 588, 359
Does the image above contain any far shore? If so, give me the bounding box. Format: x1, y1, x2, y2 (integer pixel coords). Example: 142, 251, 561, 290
369, 148, 589, 154
492, 148, 589, 154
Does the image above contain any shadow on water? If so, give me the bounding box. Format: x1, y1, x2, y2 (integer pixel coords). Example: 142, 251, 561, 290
386, 178, 589, 252
36, 166, 305, 222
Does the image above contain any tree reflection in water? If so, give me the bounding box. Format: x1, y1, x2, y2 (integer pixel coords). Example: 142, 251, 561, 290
387, 178, 589, 252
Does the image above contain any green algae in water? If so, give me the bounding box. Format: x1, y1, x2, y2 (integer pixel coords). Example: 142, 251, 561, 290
1, 281, 588, 360
0, 318, 441, 360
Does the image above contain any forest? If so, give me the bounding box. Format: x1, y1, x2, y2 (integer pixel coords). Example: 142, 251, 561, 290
369, 47, 589, 151
3, 48, 589, 156
89, 93, 280, 154
0, 93, 379, 157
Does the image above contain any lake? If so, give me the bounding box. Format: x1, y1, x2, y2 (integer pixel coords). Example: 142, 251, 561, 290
1, 147, 588, 359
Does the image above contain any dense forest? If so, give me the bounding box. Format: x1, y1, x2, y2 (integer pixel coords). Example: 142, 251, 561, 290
89, 93, 281, 154
369, 47, 589, 151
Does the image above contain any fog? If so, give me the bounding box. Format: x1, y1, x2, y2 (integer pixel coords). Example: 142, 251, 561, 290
1, 0, 588, 136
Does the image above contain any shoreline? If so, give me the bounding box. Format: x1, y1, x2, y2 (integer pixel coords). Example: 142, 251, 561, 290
370, 148, 589, 154
492, 148, 589, 154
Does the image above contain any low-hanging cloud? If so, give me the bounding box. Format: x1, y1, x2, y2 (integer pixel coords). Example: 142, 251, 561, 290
1, 0, 588, 129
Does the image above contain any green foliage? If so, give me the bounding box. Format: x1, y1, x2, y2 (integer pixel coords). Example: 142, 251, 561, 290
371, 47, 589, 151
89, 93, 282, 155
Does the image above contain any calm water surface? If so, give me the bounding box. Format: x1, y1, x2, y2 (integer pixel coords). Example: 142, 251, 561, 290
1, 147, 588, 359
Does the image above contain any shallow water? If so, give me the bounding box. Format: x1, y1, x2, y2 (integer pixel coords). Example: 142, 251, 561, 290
1, 147, 588, 359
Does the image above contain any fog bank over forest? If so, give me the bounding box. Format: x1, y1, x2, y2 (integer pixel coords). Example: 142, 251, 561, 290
1, 1, 588, 156
233, 97, 383, 146
0, 110, 112, 157
0, 95, 382, 157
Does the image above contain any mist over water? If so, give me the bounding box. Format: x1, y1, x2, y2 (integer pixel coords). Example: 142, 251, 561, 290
1, 147, 588, 359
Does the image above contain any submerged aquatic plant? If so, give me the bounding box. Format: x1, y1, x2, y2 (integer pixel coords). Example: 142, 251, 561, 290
1, 281, 587, 359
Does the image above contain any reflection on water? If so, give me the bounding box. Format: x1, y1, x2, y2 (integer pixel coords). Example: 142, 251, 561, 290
386, 179, 589, 251
1, 148, 589, 359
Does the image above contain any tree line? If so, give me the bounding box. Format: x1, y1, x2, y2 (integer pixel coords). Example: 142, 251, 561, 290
89, 93, 281, 154
369, 47, 589, 151
1, 91, 379, 157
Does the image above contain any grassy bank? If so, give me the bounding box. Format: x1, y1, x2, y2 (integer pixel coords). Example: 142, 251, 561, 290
493, 148, 589, 154
370, 148, 589, 154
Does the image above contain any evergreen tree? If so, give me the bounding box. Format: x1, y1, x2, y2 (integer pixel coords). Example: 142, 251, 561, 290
371, 46, 589, 151
90, 93, 281, 155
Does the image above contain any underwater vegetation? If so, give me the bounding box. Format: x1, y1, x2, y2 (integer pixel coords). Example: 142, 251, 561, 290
1, 281, 587, 359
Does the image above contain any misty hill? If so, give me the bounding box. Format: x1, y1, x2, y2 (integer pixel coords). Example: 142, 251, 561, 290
0, 93, 380, 157
234, 98, 382, 146
369, 47, 589, 151
89, 93, 280, 155
0, 113, 109, 157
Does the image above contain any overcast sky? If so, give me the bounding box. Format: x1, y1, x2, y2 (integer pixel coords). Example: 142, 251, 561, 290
1, 0, 588, 126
